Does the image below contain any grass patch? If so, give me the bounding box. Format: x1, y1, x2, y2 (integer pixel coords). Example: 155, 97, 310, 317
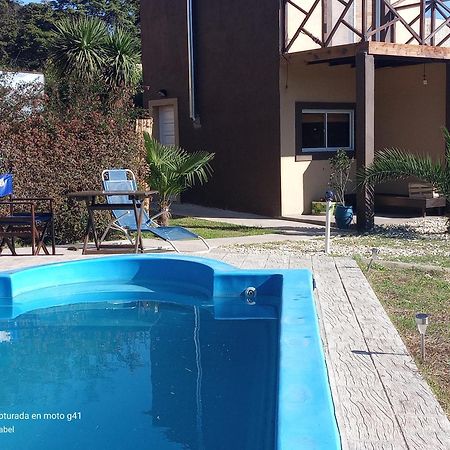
143, 217, 273, 240
361, 263, 450, 416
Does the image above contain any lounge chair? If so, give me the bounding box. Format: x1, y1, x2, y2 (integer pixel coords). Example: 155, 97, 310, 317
0, 173, 55, 255
101, 169, 210, 253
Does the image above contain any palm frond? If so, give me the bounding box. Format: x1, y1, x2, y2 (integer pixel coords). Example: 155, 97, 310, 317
442, 126, 450, 167
177, 151, 215, 187
357, 147, 449, 200
104, 27, 141, 87
50, 17, 108, 82
144, 134, 214, 205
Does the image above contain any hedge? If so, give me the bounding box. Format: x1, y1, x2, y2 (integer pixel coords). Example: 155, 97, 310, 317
0, 82, 148, 244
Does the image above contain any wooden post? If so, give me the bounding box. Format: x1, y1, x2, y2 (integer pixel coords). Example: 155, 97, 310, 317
362, 0, 367, 41
446, 63, 450, 150
419, 0, 425, 44
280, 0, 286, 53
322, 0, 330, 45
372, 0, 378, 41
431, 2, 436, 46
356, 51, 375, 231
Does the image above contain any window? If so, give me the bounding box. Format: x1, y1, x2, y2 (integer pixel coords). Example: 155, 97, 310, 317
296, 103, 355, 158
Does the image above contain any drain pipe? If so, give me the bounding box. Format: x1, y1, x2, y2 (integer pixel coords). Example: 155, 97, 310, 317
186, 0, 196, 121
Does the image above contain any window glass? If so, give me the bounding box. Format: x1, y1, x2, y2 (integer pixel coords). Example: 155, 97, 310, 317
327, 113, 350, 148
301, 113, 325, 149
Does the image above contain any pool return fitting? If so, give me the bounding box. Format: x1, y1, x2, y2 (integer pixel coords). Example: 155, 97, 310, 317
244, 287, 257, 305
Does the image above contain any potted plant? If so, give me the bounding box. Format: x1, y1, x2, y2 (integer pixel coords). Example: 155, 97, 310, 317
329, 149, 354, 229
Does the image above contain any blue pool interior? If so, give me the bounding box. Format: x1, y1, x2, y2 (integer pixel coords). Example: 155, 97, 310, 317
0, 255, 341, 450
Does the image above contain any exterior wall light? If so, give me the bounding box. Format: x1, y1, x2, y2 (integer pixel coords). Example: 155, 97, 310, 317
415, 313, 429, 361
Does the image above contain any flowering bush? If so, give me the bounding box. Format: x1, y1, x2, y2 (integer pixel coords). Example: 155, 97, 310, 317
0, 80, 148, 243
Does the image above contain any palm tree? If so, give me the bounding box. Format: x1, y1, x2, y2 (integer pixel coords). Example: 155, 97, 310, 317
49, 16, 108, 82
50, 17, 141, 88
358, 128, 450, 230
104, 28, 141, 87
144, 132, 215, 225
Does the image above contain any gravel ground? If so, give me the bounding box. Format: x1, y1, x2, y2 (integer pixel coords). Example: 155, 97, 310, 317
230, 217, 450, 260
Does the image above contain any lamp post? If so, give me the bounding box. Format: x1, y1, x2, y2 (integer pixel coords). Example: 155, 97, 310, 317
325, 190, 334, 254
415, 313, 429, 362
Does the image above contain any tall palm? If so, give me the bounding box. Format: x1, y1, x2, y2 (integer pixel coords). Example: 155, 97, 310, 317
50, 16, 108, 82
358, 128, 450, 229
144, 132, 215, 225
104, 28, 141, 87
50, 17, 141, 88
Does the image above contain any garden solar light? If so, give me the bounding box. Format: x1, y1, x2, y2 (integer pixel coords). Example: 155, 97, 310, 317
415, 313, 429, 361
367, 247, 380, 271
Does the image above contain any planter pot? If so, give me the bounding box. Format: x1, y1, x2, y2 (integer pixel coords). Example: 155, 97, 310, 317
311, 201, 336, 216
334, 204, 353, 229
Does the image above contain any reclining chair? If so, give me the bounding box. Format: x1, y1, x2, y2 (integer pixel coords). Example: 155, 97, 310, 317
101, 169, 210, 253
0, 173, 56, 255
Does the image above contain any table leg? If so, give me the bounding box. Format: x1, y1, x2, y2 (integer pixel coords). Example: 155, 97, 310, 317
87, 198, 100, 250
132, 199, 144, 253
138, 207, 145, 253
82, 199, 95, 254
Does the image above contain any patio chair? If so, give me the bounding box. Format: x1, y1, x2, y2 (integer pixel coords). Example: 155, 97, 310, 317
0, 173, 56, 256
101, 169, 210, 252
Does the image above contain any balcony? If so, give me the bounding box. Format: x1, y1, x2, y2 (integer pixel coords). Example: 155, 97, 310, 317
283, 0, 450, 53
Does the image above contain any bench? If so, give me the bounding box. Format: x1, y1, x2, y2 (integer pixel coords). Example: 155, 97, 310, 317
375, 194, 446, 217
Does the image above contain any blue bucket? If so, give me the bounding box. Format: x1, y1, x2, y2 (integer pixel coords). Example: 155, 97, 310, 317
334, 204, 353, 229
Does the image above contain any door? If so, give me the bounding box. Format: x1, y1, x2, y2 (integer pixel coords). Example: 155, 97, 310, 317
158, 105, 176, 146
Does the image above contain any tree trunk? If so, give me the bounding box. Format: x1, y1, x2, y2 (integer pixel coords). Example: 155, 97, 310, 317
158, 201, 171, 226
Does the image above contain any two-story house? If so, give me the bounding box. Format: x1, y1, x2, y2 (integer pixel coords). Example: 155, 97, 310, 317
140, 0, 450, 230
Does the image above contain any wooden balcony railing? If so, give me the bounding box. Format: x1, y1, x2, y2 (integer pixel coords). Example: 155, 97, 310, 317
282, 0, 450, 53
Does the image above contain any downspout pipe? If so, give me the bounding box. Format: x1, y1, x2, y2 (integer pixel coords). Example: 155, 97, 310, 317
186, 0, 196, 121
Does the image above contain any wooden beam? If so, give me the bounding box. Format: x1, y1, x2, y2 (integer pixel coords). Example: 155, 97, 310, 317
287, 41, 450, 67
294, 42, 361, 64
367, 41, 450, 60
356, 51, 375, 231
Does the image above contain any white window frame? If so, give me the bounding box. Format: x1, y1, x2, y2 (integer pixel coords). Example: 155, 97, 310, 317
301, 108, 354, 153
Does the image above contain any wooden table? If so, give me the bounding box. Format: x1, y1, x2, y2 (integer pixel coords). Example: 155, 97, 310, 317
68, 190, 157, 254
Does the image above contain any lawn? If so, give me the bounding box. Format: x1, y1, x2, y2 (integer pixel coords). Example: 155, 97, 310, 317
362, 263, 450, 416
143, 217, 273, 240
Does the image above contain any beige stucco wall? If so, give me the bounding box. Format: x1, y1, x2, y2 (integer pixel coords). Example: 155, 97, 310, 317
280, 58, 356, 216
375, 63, 446, 194
280, 59, 446, 215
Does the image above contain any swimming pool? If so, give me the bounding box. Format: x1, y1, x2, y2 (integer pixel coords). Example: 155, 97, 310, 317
0, 255, 340, 450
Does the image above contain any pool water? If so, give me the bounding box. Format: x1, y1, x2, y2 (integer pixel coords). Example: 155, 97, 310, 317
0, 300, 279, 450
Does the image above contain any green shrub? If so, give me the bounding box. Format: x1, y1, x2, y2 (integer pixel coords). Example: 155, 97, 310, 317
0, 80, 148, 243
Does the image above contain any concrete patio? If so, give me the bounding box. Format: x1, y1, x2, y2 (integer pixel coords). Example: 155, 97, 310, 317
1, 240, 449, 449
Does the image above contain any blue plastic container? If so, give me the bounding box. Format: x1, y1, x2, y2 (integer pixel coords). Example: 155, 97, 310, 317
334, 204, 353, 229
